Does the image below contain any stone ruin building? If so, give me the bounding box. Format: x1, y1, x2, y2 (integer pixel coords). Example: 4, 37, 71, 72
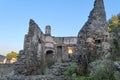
77, 0, 110, 74
12, 0, 111, 78
15, 19, 77, 75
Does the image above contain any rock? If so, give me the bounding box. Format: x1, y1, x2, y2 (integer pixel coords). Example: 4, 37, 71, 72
104, 52, 111, 59
2, 75, 57, 80
118, 32, 120, 38
44, 62, 73, 76
114, 61, 120, 71
72, 73, 76, 77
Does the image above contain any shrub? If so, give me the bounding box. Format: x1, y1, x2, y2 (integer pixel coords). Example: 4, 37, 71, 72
88, 59, 115, 80
63, 63, 77, 76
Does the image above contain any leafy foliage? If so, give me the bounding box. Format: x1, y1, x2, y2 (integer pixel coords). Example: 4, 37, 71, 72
88, 59, 115, 80
63, 63, 77, 76
63, 60, 115, 80
108, 14, 120, 60
63, 60, 116, 80
110, 39, 119, 53
108, 15, 120, 33
6, 51, 18, 59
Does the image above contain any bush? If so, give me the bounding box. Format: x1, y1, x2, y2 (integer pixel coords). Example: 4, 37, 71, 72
63, 63, 91, 80
116, 57, 120, 61
63, 63, 77, 76
88, 59, 115, 80
74, 76, 85, 80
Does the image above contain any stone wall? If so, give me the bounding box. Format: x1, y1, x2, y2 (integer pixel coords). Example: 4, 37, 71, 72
53, 37, 77, 45
77, 0, 108, 61
14, 19, 77, 75
53, 37, 77, 62
14, 19, 45, 75
0, 64, 14, 76
2, 75, 58, 80
77, 0, 110, 75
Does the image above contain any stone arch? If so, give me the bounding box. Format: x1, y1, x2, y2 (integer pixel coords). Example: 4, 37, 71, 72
45, 50, 55, 67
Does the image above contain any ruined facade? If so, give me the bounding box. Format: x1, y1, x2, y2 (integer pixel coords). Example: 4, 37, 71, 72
77, 0, 110, 75
14, 0, 111, 77
15, 19, 77, 75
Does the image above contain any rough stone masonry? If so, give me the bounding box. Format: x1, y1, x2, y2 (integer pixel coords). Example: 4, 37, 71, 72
0, 0, 111, 79
77, 0, 110, 75
14, 19, 77, 75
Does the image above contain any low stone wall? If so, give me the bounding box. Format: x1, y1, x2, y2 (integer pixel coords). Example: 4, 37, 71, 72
0, 64, 63, 80
0, 64, 14, 76
0, 75, 63, 80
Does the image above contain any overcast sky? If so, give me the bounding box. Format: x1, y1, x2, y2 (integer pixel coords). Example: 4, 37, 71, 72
0, 0, 120, 55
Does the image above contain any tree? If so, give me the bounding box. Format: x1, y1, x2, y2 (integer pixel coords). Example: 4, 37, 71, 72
117, 13, 120, 20
108, 14, 120, 60
108, 15, 120, 33
6, 51, 18, 60
109, 15, 120, 27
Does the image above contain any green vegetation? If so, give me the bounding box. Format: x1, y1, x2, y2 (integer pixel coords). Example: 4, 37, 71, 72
6, 51, 18, 59
108, 14, 120, 60
108, 15, 120, 33
88, 59, 115, 80
63, 63, 77, 76
63, 60, 115, 80
63, 63, 85, 80
110, 39, 119, 60
62, 14, 120, 80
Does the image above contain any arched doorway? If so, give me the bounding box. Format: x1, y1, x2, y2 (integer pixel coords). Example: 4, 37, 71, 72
45, 50, 55, 67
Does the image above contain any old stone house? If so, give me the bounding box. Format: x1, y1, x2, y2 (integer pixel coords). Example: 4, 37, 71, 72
15, 0, 110, 76
25, 20, 77, 63
15, 19, 77, 75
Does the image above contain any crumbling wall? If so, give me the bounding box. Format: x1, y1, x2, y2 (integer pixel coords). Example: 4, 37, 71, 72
14, 19, 77, 75
77, 0, 110, 75
53, 37, 77, 62
14, 19, 45, 75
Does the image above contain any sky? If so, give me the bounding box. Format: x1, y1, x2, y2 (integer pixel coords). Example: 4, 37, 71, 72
0, 0, 120, 56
